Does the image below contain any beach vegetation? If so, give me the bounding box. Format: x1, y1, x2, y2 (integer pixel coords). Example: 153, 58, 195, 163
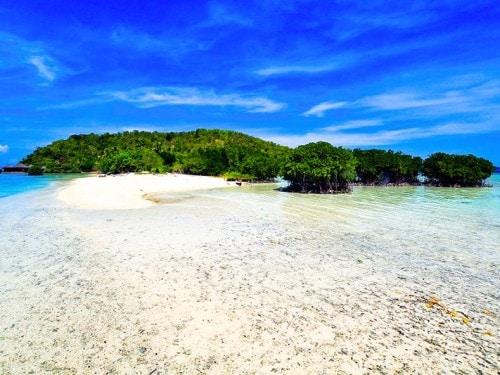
282, 142, 357, 193
353, 149, 422, 185
423, 153, 494, 187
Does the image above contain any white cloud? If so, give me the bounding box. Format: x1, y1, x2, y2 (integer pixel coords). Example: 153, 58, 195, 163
28, 56, 56, 81
304, 93, 464, 118
261, 121, 497, 148
302, 101, 346, 117
0, 32, 65, 83
358, 91, 466, 110
0, 144, 9, 154
322, 119, 383, 132
305, 79, 500, 119
106, 87, 285, 113
256, 63, 340, 77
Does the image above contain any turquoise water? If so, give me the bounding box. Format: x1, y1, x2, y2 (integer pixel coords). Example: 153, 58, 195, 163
1, 172, 498, 200
0, 173, 79, 199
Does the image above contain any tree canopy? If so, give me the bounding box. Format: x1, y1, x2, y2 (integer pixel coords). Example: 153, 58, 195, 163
23, 129, 290, 179
21, 130, 494, 190
353, 149, 422, 185
282, 142, 357, 193
423, 153, 494, 187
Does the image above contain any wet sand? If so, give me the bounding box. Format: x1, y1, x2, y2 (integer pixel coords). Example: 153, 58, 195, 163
0, 180, 498, 374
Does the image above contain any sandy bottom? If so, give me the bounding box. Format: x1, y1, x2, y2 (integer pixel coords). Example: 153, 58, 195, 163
58, 173, 235, 210
0, 181, 498, 374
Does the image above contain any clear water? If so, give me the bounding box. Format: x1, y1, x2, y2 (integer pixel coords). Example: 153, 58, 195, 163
0, 173, 80, 199
0, 173, 498, 373
193, 173, 500, 231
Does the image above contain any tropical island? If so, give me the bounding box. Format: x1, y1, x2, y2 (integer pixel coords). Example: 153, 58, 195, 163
22, 129, 495, 193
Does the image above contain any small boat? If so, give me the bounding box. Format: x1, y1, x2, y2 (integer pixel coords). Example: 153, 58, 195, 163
235, 180, 242, 186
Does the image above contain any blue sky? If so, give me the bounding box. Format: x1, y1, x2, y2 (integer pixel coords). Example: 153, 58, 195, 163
1, 0, 500, 165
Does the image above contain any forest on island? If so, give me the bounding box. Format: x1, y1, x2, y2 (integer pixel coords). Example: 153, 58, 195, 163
22, 129, 494, 192
23, 129, 289, 181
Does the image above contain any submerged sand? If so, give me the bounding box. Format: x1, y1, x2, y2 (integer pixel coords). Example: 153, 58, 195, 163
0, 177, 499, 374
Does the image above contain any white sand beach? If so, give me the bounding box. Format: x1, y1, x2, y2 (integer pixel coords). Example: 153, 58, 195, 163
58, 173, 235, 210
0, 177, 499, 374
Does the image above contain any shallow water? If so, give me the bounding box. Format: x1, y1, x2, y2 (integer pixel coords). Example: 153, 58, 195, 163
0, 174, 498, 373
0, 173, 80, 198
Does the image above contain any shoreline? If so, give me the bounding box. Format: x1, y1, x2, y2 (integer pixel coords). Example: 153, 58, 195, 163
57, 173, 236, 210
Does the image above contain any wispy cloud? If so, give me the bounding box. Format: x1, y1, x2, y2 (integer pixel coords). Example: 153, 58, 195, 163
111, 27, 166, 51
200, 1, 253, 27
28, 56, 56, 81
305, 78, 500, 119
110, 27, 213, 57
332, 6, 436, 41
255, 25, 468, 80
43, 87, 286, 113
470, 79, 500, 98
302, 101, 346, 117
0, 31, 67, 85
358, 91, 466, 111
263, 121, 497, 148
0, 144, 9, 154
256, 63, 341, 77
107, 87, 285, 113
321, 119, 383, 132
0, 31, 63, 84
39, 97, 113, 110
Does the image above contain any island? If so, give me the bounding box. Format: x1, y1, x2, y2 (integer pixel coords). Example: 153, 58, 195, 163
22, 129, 495, 193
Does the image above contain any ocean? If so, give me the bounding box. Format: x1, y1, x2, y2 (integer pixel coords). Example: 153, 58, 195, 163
0, 173, 80, 199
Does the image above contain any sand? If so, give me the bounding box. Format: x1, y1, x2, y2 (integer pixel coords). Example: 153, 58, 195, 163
0, 179, 498, 374
58, 173, 235, 210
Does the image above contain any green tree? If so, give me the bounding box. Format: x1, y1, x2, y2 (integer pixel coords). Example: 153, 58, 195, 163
423, 153, 494, 187
23, 129, 289, 179
282, 142, 357, 193
353, 149, 422, 184
97, 149, 165, 174
27, 164, 44, 175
